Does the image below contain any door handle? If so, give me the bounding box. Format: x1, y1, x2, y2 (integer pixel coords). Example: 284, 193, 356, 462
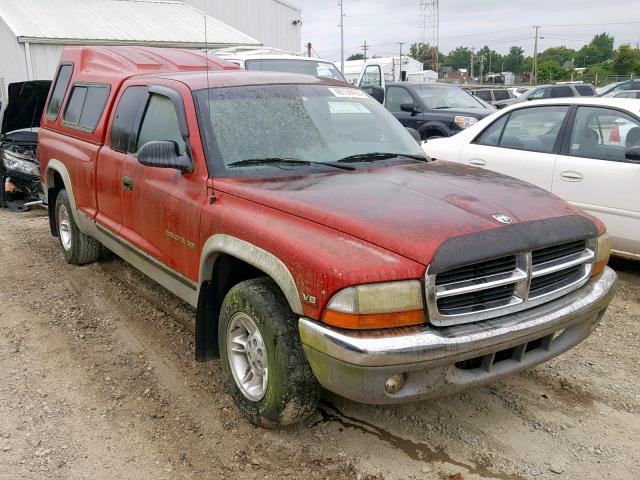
122, 176, 134, 191
560, 171, 583, 182
469, 158, 486, 166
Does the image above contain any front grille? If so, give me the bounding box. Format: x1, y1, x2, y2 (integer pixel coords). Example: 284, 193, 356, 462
426, 239, 595, 326
435, 255, 516, 285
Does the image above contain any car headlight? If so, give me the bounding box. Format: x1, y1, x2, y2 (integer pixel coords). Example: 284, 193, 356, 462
591, 232, 611, 278
1, 150, 40, 177
322, 280, 425, 329
454, 116, 478, 129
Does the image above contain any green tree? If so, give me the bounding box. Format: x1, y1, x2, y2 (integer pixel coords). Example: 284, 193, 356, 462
612, 44, 640, 75
503, 46, 525, 74
347, 53, 365, 61
576, 33, 615, 66
538, 46, 577, 67
444, 46, 472, 70
537, 60, 565, 83
409, 42, 443, 70
476, 45, 503, 74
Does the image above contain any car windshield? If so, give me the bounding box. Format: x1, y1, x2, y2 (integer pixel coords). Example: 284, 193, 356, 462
415, 86, 485, 109
194, 84, 425, 176
244, 59, 346, 82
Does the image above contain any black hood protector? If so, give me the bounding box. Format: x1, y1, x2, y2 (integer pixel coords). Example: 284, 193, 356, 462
1, 81, 51, 134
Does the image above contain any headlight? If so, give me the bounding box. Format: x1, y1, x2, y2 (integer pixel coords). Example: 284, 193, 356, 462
322, 280, 425, 329
591, 232, 611, 278
2, 150, 40, 177
454, 116, 478, 129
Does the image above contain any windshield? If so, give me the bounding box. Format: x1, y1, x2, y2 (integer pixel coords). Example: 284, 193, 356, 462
194, 84, 425, 177
416, 86, 486, 109
244, 59, 346, 82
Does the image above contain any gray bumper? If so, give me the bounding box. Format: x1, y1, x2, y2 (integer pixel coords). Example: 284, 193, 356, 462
299, 267, 617, 404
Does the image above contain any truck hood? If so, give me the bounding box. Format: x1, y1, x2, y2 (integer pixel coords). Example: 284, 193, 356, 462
215, 162, 584, 266
1, 81, 51, 134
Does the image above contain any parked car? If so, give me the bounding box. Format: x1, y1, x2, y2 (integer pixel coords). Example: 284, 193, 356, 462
607, 90, 640, 99
511, 87, 530, 98
0, 80, 51, 210
493, 83, 596, 109
465, 87, 514, 106
356, 69, 495, 139
210, 46, 346, 82
40, 46, 616, 427
422, 97, 640, 260
596, 78, 640, 97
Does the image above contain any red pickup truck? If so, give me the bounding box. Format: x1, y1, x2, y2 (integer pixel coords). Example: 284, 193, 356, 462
39, 46, 617, 427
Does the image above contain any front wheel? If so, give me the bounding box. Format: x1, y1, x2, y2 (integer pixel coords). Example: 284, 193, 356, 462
218, 278, 320, 427
55, 189, 101, 265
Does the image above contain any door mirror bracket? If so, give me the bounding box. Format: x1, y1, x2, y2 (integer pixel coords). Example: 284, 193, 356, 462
625, 146, 640, 163
137, 141, 194, 173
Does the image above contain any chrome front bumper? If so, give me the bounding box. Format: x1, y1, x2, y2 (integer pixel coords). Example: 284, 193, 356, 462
299, 267, 617, 404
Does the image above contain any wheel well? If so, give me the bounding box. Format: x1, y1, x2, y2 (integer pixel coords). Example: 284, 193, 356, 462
47, 171, 65, 236
421, 127, 447, 140
195, 254, 268, 362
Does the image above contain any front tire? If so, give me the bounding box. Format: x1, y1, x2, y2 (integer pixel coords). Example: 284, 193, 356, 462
219, 278, 320, 427
55, 189, 101, 265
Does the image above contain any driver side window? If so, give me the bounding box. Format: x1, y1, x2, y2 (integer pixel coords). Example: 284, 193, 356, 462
385, 86, 413, 112
529, 87, 551, 99
136, 94, 186, 154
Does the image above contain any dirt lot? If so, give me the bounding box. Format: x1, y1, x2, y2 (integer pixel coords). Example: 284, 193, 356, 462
0, 208, 638, 480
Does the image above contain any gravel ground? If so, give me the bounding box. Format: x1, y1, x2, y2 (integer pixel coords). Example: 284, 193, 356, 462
0, 208, 638, 480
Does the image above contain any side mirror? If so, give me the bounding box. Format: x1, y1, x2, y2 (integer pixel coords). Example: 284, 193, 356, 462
400, 103, 420, 115
137, 141, 193, 172
405, 127, 422, 145
362, 85, 384, 104
625, 146, 640, 163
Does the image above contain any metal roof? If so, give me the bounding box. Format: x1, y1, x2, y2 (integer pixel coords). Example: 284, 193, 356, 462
0, 0, 260, 47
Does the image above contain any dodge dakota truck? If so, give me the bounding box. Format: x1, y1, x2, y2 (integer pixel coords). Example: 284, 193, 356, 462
39, 46, 617, 427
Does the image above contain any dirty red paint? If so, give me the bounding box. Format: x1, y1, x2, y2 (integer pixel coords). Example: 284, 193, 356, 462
39, 46, 605, 323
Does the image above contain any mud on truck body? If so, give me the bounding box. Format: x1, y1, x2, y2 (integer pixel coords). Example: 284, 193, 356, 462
38, 46, 617, 427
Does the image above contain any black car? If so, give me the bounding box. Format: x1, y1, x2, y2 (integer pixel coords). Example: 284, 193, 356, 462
492, 83, 596, 109
0, 80, 51, 210
367, 83, 495, 140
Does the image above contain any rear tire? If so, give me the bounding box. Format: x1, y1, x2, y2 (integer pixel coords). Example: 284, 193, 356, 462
55, 189, 101, 265
218, 277, 320, 428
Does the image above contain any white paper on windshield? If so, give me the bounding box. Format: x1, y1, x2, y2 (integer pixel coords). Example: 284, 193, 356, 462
328, 102, 371, 114
328, 87, 369, 99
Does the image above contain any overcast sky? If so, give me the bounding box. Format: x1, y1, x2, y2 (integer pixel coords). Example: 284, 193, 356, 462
295, 0, 640, 60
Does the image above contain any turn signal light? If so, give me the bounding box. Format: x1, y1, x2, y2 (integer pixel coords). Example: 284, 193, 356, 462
591, 233, 611, 278
322, 309, 425, 330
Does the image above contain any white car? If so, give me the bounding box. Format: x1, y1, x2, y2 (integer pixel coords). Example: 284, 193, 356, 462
422, 97, 640, 260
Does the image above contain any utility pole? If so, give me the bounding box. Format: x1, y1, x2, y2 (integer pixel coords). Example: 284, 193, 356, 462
307, 42, 312, 58
398, 42, 404, 81
361, 40, 368, 62
532, 25, 540, 86
470, 47, 474, 82
339, 0, 345, 74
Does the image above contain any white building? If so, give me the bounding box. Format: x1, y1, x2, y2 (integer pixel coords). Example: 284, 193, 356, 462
0, 0, 260, 99
342, 57, 424, 84
185, 0, 302, 52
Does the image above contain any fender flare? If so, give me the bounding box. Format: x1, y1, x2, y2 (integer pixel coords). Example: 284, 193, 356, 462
419, 123, 449, 139
44, 160, 92, 234
199, 234, 303, 315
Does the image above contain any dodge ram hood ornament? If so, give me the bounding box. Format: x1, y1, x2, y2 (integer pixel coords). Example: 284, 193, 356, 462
492, 213, 513, 224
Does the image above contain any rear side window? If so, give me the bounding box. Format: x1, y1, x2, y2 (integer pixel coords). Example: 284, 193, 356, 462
493, 90, 509, 101
110, 86, 148, 153
475, 90, 492, 101
575, 85, 595, 96
46, 64, 73, 119
551, 86, 573, 98
494, 106, 569, 153
63, 85, 109, 131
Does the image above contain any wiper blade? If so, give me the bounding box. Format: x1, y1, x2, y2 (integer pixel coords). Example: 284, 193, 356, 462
336, 152, 428, 163
228, 157, 354, 170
